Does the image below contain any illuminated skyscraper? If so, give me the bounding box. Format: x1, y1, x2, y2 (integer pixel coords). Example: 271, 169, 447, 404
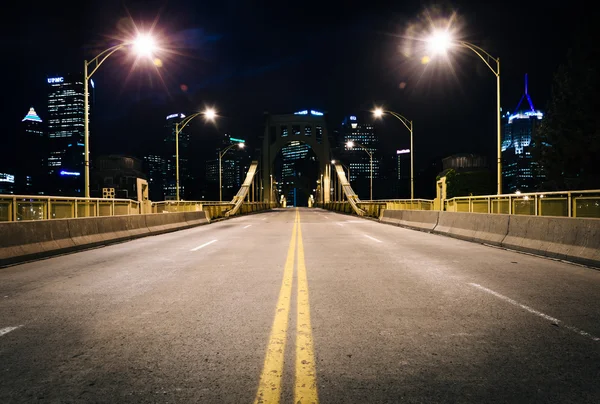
341, 114, 379, 198
143, 154, 167, 201
18, 107, 46, 194
46, 74, 89, 195
502, 74, 544, 193
206, 135, 247, 201
163, 113, 190, 199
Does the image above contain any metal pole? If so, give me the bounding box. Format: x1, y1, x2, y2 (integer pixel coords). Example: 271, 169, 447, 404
175, 122, 180, 201
219, 152, 222, 202
84, 61, 90, 198
497, 59, 502, 195
410, 123, 414, 200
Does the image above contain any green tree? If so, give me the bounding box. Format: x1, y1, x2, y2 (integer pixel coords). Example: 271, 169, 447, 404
534, 20, 600, 190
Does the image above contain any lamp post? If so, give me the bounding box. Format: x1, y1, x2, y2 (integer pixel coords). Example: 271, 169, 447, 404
331, 159, 351, 181
173, 108, 217, 201
346, 141, 373, 200
373, 108, 414, 199
427, 31, 502, 194
83, 34, 156, 197
219, 142, 245, 202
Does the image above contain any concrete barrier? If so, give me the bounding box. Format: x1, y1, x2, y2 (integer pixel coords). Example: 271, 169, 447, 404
399, 210, 440, 231
184, 211, 211, 226
0, 220, 75, 264
145, 212, 191, 234
0, 211, 210, 266
381, 210, 600, 268
380, 209, 439, 231
434, 211, 509, 246
380, 209, 403, 226
502, 215, 600, 267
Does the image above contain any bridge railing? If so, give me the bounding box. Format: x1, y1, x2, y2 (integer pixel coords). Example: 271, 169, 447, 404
0, 194, 140, 222
444, 190, 600, 218
363, 199, 435, 211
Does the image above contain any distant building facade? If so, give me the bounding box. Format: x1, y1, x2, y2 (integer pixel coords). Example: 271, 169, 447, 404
0, 173, 16, 195
18, 107, 46, 194
91, 155, 146, 199
162, 113, 190, 199
46, 74, 88, 196
341, 114, 379, 198
143, 154, 167, 201
206, 134, 247, 201
502, 74, 544, 193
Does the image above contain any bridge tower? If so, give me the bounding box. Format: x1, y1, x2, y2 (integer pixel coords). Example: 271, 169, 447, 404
261, 111, 332, 205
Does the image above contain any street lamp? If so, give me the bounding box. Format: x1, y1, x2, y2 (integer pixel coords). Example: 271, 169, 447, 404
426, 30, 502, 195
219, 142, 245, 202
331, 159, 351, 181
373, 107, 414, 199
173, 108, 217, 201
346, 140, 373, 200
83, 34, 157, 197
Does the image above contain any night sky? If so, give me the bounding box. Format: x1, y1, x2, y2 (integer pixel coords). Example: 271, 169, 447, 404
1, 0, 581, 196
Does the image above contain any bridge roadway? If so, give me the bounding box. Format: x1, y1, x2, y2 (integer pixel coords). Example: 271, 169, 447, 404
0, 208, 599, 403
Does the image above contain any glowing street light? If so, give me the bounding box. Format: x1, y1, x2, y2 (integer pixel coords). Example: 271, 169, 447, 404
132, 34, 156, 57
173, 108, 218, 201
83, 33, 157, 198
425, 29, 502, 195
427, 30, 453, 55
346, 140, 373, 200
372, 107, 414, 199
203, 108, 217, 121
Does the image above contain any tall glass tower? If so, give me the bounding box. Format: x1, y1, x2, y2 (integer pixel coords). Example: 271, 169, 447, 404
341, 114, 379, 199
163, 113, 190, 199
19, 107, 46, 194
502, 74, 544, 193
46, 74, 87, 196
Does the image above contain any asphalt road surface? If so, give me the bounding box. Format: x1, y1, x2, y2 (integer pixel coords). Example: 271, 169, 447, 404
1, 208, 599, 403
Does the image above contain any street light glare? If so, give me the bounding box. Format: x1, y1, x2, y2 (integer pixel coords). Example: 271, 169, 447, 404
373, 108, 384, 118
238, 143, 245, 149
132, 34, 156, 57
204, 108, 217, 121
331, 159, 336, 164
347, 141, 354, 148
427, 30, 453, 55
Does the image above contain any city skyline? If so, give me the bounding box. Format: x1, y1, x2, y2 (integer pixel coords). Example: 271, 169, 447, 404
0, 0, 592, 200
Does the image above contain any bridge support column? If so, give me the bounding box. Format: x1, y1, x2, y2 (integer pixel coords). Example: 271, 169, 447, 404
322, 163, 331, 204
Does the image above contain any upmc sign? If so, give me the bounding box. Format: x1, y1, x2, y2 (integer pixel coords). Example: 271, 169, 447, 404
47, 77, 64, 84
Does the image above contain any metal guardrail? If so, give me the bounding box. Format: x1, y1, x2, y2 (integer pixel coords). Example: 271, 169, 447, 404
444, 190, 600, 218
320, 190, 600, 219
0, 195, 141, 222
365, 199, 435, 211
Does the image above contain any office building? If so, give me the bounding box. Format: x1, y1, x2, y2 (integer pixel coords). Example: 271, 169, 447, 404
18, 107, 46, 194
91, 155, 146, 199
206, 135, 247, 201
279, 140, 311, 205
0, 173, 15, 194
143, 154, 167, 201
46, 74, 88, 196
502, 74, 544, 193
340, 114, 380, 198
396, 149, 410, 181
163, 113, 190, 199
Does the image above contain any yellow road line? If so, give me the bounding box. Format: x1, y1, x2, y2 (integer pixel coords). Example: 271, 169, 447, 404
295, 210, 319, 404
254, 210, 298, 404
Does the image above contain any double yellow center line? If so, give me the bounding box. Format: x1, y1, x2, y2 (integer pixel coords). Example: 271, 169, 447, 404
254, 209, 318, 404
